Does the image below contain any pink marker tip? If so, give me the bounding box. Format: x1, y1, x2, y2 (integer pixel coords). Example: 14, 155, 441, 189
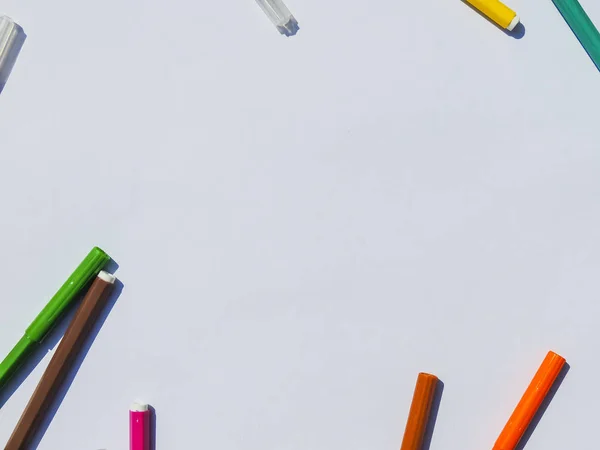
130, 403, 150, 450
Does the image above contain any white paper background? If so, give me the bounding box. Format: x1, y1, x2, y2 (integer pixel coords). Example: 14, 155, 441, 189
0, 0, 600, 448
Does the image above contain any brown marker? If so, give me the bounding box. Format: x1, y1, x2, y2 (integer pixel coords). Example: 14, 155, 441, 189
5, 271, 116, 450
400, 372, 439, 450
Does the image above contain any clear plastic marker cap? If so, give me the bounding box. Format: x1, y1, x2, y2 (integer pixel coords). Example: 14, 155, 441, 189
0, 16, 26, 92
255, 0, 299, 36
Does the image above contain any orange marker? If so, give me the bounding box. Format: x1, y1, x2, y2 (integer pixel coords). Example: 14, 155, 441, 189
400, 372, 439, 450
492, 351, 566, 450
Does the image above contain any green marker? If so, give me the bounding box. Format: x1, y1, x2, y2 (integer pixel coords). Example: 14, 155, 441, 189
0, 246, 111, 389
551, 0, 600, 71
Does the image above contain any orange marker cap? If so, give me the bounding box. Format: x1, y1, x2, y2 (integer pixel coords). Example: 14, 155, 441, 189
400, 372, 439, 450
492, 351, 566, 450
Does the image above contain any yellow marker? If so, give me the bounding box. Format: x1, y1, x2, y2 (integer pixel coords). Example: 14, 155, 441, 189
464, 0, 520, 31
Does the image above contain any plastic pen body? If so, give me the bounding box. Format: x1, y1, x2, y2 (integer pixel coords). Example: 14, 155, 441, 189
5, 272, 116, 449
551, 0, 600, 71
492, 351, 566, 450
130, 403, 151, 450
0, 336, 35, 389
400, 373, 439, 450
464, 0, 520, 31
0, 247, 110, 389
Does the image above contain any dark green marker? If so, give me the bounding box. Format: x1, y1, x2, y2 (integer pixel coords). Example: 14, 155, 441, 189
0, 246, 110, 389
551, 0, 600, 71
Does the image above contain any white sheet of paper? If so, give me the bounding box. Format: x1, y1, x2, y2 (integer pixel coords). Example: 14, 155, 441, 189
1, 0, 600, 448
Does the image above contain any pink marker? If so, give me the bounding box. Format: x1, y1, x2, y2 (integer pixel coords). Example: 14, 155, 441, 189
130, 402, 150, 450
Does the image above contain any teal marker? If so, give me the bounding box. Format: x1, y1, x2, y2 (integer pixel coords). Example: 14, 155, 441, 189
551, 0, 600, 71
0, 246, 111, 389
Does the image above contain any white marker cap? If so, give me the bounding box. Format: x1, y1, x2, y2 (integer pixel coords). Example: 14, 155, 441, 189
130, 402, 149, 412
507, 15, 520, 31
98, 270, 116, 284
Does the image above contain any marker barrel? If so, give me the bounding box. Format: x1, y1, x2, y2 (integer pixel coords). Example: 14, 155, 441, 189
464, 0, 520, 31
400, 372, 439, 450
5, 272, 116, 450
0, 247, 111, 389
492, 351, 566, 450
551, 0, 600, 71
130, 403, 151, 450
